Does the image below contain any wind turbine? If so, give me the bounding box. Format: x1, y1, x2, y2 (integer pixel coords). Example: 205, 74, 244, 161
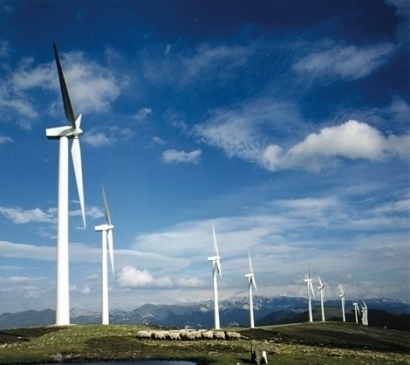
304, 263, 315, 322
207, 223, 222, 330
95, 184, 114, 325
339, 284, 346, 322
353, 301, 360, 324
245, 251, 257, 328
317, 276, 326, 322
46, 44, 86, 326
361, 300, 368, 325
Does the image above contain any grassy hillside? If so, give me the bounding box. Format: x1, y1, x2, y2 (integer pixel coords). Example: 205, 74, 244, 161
0, 322, 409, 364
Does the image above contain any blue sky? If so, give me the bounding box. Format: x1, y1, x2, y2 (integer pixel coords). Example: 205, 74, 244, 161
0, 0, 408, 314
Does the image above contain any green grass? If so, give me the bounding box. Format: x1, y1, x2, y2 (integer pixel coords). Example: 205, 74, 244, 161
0, 323, 409, 364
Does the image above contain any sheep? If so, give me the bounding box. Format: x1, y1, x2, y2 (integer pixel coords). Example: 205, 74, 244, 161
136, 330, 152, 339
151, 330, 167, 340
226, 331, 242, 340
167, 331, 181, 341
214, 331, 226, 340
201, 330, 215, 340
182, 330, 198, 341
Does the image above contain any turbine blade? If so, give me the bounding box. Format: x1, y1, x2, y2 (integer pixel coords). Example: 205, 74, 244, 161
53, 43, 76, 127
252, 276, 257, 291
212, 223, 219, 257
248, 251, 254, 274
101, 183, 112, 225
216, 259, 222, 278
339, 284, 344, 295
318, 275, 323, 287
308, 262, 311, 279
309, 281, 315, 299
107, 229, 114, 275
71, 137, 86, 227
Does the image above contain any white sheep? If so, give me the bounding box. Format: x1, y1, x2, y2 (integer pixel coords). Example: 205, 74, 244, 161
214, 331, 226, 340
152, 330, 167, 340
136, 330, 152, 339
167, 331, 181, 341
226, 331, 241, 340
201, 330, 214, 340
182, 331, 197, 341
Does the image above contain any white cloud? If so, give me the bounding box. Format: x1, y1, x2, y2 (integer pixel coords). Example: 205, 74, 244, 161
143, 42, 253, 87
177, 277, 203, 288
293, 42, 395, 80
85, 206, 105, 220
0, 84, 39, 121
132, 107, 152, 121
0, 206, 55, 224
0, 135, 13, 145
162, 149, 201, 164
52, 51, 122, 114
194, 97, 304, 165
82, 131, 111, 147
82, 126, 135, 147
152, 136, 165, 145
0, 240, 55, 261
196, 101, 409, 172
116, 266, 173, 289
265, 120, 410, 172
1, 50, 124, 127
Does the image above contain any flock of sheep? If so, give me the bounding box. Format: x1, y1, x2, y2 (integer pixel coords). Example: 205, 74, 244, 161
136, 329, 244, 341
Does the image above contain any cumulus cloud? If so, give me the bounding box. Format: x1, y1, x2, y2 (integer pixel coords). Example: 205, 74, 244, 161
177, 277, 203, 288
1, 50, 124, 128
116, 266, 173, 289
162, 149, 201, 164
195, 100, 409, 172
0, 206, 55, 224
82, 126, 135, 147
262, 120, 409, 172
293, 42, 395, 80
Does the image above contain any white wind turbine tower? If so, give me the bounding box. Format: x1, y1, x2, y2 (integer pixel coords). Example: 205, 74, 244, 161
245, 251, 257, 328
353, 301, 360, 324
95, 184, 114, 325
207, 223, 222, 330
46, 44, 86, 326
339, 284, 346, 322
317, 276, 326, 322
361, 300, 368, 325
304, 263, 315, 322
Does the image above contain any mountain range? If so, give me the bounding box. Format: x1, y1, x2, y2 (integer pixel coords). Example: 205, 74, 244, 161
0, 296, 408, 331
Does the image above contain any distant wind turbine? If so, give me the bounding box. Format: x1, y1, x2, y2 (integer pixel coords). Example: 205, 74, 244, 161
317, 276, 326, 322
361, 300, 368, 325
353, 301, 360, 324
339, 284, 346, 322
207, 223, 222, 330
95, 184, 115, 325
46, 44, 86, 326
304, 263, 315, 322
245, 251, 257, 328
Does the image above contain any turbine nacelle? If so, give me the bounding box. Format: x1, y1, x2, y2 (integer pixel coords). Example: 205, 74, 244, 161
245, 273, 257, 290
95, 224, 114, 232
339, 284, 346, 298
318, 275, 325, 290
46, 116, 83, 140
